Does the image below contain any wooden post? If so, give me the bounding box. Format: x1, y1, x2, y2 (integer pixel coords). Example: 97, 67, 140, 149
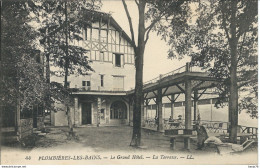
185, 79, 192, 129
186, 62, 190, 72
157, 88, 163, 132
145, 100, 149, 121
97, 97, 101, 127
194, 90, 198, 121
210, 99, 213, 121
171, 94, 175, 119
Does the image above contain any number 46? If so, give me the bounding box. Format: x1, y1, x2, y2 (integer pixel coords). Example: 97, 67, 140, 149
25, 156, 31, 160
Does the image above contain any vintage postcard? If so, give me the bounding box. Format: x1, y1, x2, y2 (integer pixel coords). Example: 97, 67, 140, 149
0, 0, 258, 167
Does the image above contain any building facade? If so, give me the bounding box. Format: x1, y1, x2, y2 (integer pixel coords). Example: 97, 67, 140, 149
50, 11, 136, 127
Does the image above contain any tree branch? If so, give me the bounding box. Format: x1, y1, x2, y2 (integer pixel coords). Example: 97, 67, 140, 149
221, 11, 231, 42
122, 0, 136, 48
144, 13, 165, 44
238, 78, 257, 89
134, 0, 139, 6
144, 24, 152, 44
145, 11, 166, 32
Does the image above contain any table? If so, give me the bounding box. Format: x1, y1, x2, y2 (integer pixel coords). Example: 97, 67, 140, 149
165, 134, 196, 150
168, 121, 183, 129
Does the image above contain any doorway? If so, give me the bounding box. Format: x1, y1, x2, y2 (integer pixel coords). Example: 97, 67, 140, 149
82, 103, 92, 124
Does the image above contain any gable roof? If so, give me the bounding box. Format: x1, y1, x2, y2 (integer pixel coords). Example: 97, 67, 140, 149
83, 9, 133, 47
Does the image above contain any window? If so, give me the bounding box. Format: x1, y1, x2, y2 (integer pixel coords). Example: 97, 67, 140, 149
91, 51, 100, 61
101, 30, 107, 42
92, 28, 99, 41
100, 75, 104, 87
82, 81, 86, 86
82, 80, 91, 90
104, 52, 109, 62
115, 54, 121, 67
82, 81, 91, 87
84, 28, 88, 40
65, 81, 70, 88
87, 81, 91, 86
100, 52, 104, 62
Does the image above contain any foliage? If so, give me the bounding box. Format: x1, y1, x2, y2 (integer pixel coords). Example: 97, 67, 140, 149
38, 0, 101, 77
163, 0, 258, 118
1, 0, 47, 112
36, 0, 101, 115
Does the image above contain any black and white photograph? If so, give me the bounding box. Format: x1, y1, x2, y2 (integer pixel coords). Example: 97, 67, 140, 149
0, 0, 258, 166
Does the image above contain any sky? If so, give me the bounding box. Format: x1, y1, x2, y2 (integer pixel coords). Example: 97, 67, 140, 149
101, 0, 191, 82
101, 1, 258, 127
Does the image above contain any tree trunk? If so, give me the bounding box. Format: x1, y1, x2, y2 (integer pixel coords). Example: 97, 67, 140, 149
229, 0, 238, 144
130, 0, 146, 147
64, 1, 74, 136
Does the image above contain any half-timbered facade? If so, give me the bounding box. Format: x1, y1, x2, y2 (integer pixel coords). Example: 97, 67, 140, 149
51, 11, 136, 126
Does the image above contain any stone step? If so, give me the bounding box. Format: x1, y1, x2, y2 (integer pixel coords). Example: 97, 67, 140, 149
33, 130, 42, 134
38, 133, 46, 136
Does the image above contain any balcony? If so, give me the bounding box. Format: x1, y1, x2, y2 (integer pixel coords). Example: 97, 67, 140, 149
81, 86, 91, 91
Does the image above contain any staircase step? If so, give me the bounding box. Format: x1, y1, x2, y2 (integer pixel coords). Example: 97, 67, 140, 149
33, 130, 42, 134
38, 133, 46, 136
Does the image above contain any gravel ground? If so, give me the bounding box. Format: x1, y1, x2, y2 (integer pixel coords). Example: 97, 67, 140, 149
1, 126, 258, 165
32, 126, 257, 154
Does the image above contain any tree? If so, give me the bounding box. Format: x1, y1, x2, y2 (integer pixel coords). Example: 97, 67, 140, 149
38, 0, 101, 136
165, 0, 257, 143
1, 0, 47, 125
121, 0, 190, 146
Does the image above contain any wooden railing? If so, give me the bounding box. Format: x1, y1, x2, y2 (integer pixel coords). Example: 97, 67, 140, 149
143, 63, 206, 87
143, 119, 258, 139
238, 125, 258, 138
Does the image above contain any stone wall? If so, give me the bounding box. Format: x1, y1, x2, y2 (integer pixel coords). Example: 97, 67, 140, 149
19, 118, 33, 138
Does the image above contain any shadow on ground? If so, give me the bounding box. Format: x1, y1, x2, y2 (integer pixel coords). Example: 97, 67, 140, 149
24, 126, 257, 156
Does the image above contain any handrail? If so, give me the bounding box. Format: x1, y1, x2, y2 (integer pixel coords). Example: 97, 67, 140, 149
143, 63, 205, 86
143, 65, 186, 86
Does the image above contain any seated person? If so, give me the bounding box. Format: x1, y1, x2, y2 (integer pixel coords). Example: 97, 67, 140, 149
177, 115, 182, 122
154, 116, 159, 125
195, 123, 209, 150
169, 116, 174, 122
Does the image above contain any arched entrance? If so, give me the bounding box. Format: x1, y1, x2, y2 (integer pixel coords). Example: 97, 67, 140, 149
110, 101, 127, 125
